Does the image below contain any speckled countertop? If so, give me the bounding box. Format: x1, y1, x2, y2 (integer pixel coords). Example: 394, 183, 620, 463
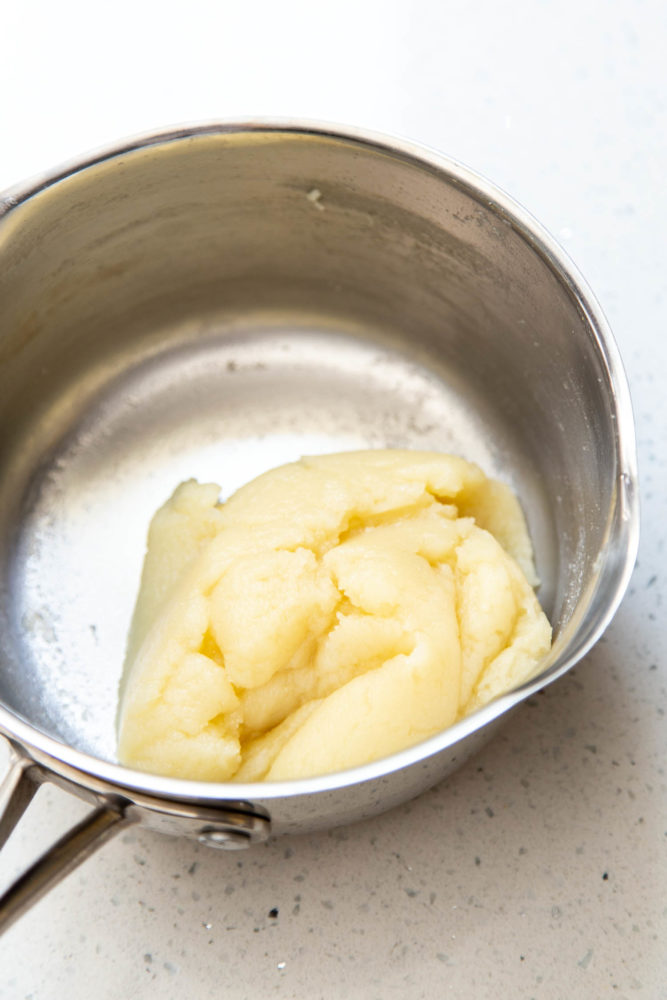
1, 2, 665, 997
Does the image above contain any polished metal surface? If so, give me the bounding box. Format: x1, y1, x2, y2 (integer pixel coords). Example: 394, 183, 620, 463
0, 744, 37, 851
0, 122, 638, 919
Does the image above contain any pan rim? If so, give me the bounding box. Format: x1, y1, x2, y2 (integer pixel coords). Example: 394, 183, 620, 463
0, 118, 639, 804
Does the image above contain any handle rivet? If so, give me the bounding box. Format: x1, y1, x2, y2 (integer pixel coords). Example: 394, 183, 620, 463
197, 827, 252, 850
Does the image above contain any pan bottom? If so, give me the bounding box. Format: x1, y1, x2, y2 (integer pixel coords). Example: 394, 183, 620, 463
0, 315, 552, 761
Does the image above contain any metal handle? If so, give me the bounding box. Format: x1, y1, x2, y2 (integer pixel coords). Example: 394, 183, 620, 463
0, 741, 134, 934
0, 746, 38, 852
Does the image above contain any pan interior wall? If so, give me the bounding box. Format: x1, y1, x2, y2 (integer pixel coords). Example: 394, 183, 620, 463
0, 129, 617, 760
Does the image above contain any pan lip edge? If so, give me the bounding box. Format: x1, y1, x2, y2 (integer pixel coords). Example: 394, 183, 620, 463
0, 685, 525, 804
0, 118, 639, 808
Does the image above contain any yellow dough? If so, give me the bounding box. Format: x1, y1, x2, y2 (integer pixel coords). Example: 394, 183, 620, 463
117, 451, 551, 781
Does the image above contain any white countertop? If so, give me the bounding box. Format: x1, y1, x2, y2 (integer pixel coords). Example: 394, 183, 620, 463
1, 1, 665, 996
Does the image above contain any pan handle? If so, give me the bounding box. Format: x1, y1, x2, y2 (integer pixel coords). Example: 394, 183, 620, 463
0, 741, 135, 934
0, 744, 38, 852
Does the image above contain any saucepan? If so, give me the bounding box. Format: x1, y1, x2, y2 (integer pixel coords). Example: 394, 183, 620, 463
0, 121, 639, 932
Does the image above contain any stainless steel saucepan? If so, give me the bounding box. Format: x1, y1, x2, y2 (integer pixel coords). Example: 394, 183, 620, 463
0, 121, 639, 932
